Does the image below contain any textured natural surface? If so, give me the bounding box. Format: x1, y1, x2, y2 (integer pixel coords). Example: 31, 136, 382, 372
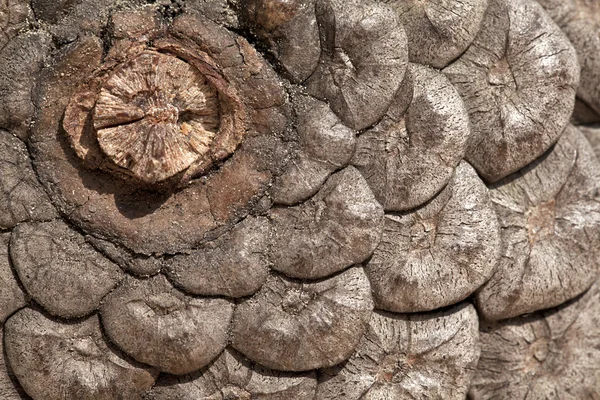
231, 267, 374, 371
269, 167, 383, 279
101, 275, 234, 375
10, 220, 123, 319
0, 131, 56, 228
165, 216, 270, 297
317, 303, 479, 399
271, 95, 356, 205
352, 64, 470, 211
471, 281, 600, 399
366, 161, 500, 313
0, 0, 600, 398
475, 125, 600, 321
5, 308, 157, 400
444, 0, 579, 182
0, 233, 25, 324
92, 50, 221, 183
306, 0, 408, 130
146, 348, 318, 399
388, 0, 489, 68
538, 0, 600, 118
0, 0, 32, 50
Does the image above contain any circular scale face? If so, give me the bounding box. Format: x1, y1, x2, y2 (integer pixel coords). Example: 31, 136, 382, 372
0, 0, 599, 399
92, 50, 221, 184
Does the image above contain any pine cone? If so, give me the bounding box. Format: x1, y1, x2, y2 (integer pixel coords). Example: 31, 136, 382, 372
1, 0, 600, 399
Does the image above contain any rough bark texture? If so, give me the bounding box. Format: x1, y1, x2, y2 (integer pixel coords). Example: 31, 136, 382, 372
444, 0, 579, 182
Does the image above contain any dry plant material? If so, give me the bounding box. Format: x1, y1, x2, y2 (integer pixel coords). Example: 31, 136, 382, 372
242, 0, 320, 82
100, 274, 234, 375
0, 31, 50, 141
269, 167, 383, 279
0, 0, 31, 49
0, 233, 26, 323
579, 124, 600, 160
91, 50, 221, 184
443, 0, 579, 182
30, 0, 78, 24
272, 95, 356, 205
317, 303, 480, 399
31, 0, 117, 43
470, 281, 600, 399
10, 219, 123, 319
185, 0, 239, 29
0, 130, 56, 229
32, 11, 288, 255
352, 64, 470, 211
63, 43, 243, 186
232, 267, 374, 371
165, 216, 270, 298
386, 0, 488, 68
366, 161, 500, 313
475, 125, 600, 321
306, 0, 408, 130
572, 98, 600, 125
4, 308, 157, 400
0, 328, 27, 399
538, 0, 600, 118
86, 235, 163, 277
146, 348, 317, 399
